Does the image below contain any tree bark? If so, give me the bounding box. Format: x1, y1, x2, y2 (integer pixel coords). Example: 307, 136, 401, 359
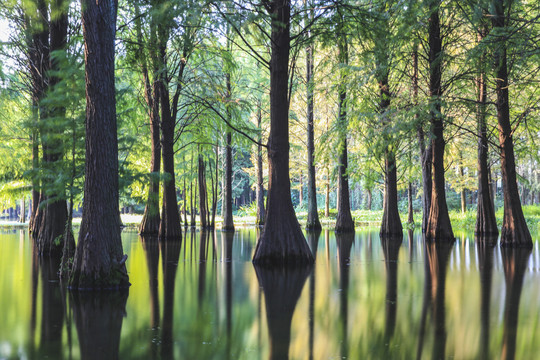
222, 130, 235, 231
425, 3, 454, 241
139, 5, 161, 235
408, 182, 414, 226
252, 0, 314, 266
256, 102, 266, 226
491, 0, 532, 247
475, 23, 498, 237
335, 28, 354, 233
69, 0, 129, 290
198, 154, 208, 229
305, 32, 321, 230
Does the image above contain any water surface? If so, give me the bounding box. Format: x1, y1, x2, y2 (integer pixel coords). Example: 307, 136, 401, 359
1, 228, 540, 359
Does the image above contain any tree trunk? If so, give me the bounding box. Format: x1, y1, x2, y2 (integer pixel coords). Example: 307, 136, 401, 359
198, 154, 208, 229
252, 0, 314, 266
256, 102, 266, 226
408, 182, 414, 226
475, 23, 498, 236
306, 30, 321, 231
366, 188, 372, 210
157, 20, 181, 240
138, 4, 161, 235
222, 130, 235, 231
69, 0, 128, 290
426, 3, 454, 241
491, 0, 532, 247
325, 178, 330, 216
335, 30, 354, 233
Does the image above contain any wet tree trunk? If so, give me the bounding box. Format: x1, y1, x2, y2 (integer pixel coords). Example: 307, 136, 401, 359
256, 102, 266, 226
335, 29, 354, 233
491, 0, 532, 247
426, 3, 454, 241
306, 30, 321, 230
475, 23, 498, 237
252, 0, 314, 266
69, 0, 129, 290
222, 130, 235, 231
138, 5, 161, 235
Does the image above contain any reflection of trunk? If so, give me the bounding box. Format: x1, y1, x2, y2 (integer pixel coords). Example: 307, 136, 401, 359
198, 231, 209, 305
252, 0, 313, 266
426, 3, 454, 241
160, 238, 182, 359
491, 0, 532, 247
38, 255, 64, 359
71, 290, 129, 360
381, 236, 401, 340
335, 29, 354, 233
222, 231, 234, 357
254, 264, 312, 360
336, 232, 354, 359
140, 236, 160, 329
307, 230, 320, 360
476, 238, 496, 360
500, 248, 531, 360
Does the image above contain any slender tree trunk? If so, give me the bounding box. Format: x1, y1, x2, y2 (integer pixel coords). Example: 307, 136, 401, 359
70, 0, 128, 290
325, 177, 330, 217
426, 2, 454, 241
198, 154, 208, 229
335, 28, 354, 233
491, 0, 532, 247
459, 153, 466, 213
413, 48, 433, 234
222, 130, 235, 231
256, 101, 266, 226
408, 182, 414, 226
252, 0, 314, 266
305, 25, 321, 231
157, 23, 181, 240
139, 5, 161, 235
475, 23, 498, 237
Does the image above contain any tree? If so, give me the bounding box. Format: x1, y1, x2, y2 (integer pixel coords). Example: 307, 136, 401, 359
490, 0, 532, 247
252, 0, 314, 266
305, 0, 321, 231
425, 0, 454, 241
69, 0, 129, 290
334, 9, 354, 233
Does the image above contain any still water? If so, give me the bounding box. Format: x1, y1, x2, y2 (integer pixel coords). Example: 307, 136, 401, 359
1, 228, 540, 359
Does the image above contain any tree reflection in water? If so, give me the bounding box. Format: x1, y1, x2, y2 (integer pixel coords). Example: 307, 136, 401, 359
70, 289, 129, 360
381, 235, 402, 341
254, 264, 312, 360
307, 230, 321, 360
417, 240, 454, 360
501, 247, 531, 360
336, 232, 354, 359
476, 236, 497, 360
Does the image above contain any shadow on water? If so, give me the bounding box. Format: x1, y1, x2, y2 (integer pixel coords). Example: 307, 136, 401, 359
501, 247, 531, 360
417, 240, 454, 360
336, 232, 354, 359
254, 263, 313, 360
70, 289, 129, 360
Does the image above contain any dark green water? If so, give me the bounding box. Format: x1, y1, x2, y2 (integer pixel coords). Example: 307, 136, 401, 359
1, 228, 539, 359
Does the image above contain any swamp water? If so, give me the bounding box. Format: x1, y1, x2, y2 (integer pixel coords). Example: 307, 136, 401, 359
1, 228, 540, 359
